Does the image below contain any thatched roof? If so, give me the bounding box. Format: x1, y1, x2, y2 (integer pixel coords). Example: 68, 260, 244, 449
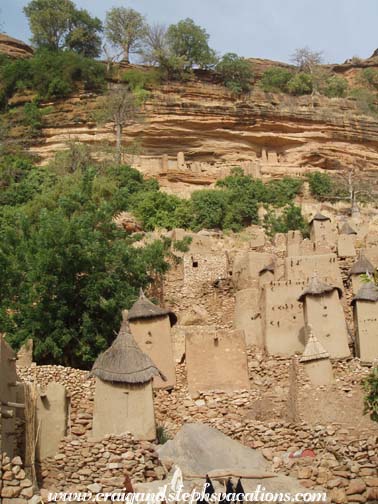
127, 289, 177, 326
298, 274, 342, 302
300, 327, 329, 363
91, 319, 166, 384
259, 262, 275, 275
350, 254, 375, 276
309, 212, 331, 224
351, 282, 378, 304
340, 222, 357, 235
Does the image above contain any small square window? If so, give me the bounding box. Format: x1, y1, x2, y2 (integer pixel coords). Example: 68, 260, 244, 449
192, 261, 198, 268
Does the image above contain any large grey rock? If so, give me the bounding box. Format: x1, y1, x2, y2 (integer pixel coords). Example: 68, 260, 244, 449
158, 423, 269, 474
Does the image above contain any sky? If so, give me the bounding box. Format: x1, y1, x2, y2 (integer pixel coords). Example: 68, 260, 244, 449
1, 0, 378, 64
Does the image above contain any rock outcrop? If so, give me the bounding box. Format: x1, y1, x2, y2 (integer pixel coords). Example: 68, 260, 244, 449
0, 33, 33, 58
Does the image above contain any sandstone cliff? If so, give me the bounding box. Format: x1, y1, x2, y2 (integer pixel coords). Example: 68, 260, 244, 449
4, 48, 378, 195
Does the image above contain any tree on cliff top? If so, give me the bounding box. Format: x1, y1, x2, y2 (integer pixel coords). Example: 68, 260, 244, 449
166, 18, 217, 69
23, 0, 102, 57
216, 53, 253, 94
104, 7, 147, 63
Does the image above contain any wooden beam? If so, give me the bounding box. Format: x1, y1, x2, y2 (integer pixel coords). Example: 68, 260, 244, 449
1, 401, 25, 409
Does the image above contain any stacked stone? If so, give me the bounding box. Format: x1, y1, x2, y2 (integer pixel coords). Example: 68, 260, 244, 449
39, 433, 164, 494
17, 365, 95, 436
1, 454, 41, 503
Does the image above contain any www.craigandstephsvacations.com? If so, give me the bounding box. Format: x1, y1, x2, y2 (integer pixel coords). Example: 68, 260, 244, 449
47, 484, 327, 503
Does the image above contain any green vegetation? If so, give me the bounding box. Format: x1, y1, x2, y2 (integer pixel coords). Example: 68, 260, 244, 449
286, 72, 313, 95
104, 7, 146, 63
322, 75, 348, 98
166, 18, 217, 69
216, 53, 253, 94
0, 143, 307, 368
24, 0, 102, 57
0, 158, 171, 368
0, 50, 106, 108
350, 88, 378, 115
264, 204, 309, 237
306, 172, 334, 200
260, 67, 293, 93
363, 367, 378, 422
361, 68, 378, 89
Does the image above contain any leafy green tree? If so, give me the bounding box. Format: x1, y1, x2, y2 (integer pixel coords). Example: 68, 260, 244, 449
65, 8, 103, 58
0, 171, 170, 367
23, 0, 102, 57
216, 53, 253, 94
190, 189, 227, 229
363, 367, 378, 422
260, 67, 293, 92
105, 7, 146, 63
166, 18, 217, 69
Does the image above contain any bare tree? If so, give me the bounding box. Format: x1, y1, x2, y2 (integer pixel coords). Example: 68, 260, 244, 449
97, 87, 141, 164
139, 23, 168, 65
291, 47, 323, 74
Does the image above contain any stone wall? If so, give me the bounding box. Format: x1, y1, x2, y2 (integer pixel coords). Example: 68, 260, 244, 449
1, 454, 41, 503
39, 434, 164, 496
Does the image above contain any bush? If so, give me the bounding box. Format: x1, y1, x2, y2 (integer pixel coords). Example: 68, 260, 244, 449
350, 88, 378, 115
323, 75, 348, 98
216, 53, 253, 94
22, 101, 44, 137
287, 72, 313, 95
363, 367, 378, 422
0, 50, 106, 107
306, 172, 333, 200
362, 68, 378, 89
122, 68, 161, 91
264, 204, 309, 237
260, 67, 293, 92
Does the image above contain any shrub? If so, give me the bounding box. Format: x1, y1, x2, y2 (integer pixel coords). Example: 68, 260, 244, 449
323, 75, 348, 98
122, 68, 161, 91
363, 367, 378, 422
22, 101, 44, 137
287, 72, 313, 95
216, 53, 253, 94
260, 67, 293, 92
306, 172, 333, 200
350, 88, 378, 115
264, 204, 309, 237
0, 50, 106, 107
362, 68, 378, 89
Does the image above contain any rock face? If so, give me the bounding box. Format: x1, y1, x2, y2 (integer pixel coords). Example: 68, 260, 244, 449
0, 34, 33, 58
158, 423, 269, 474
156, 423, 312, 495
20, 77, 378, 197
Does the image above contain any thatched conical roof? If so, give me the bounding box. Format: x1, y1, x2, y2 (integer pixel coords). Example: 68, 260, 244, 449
309, 212, 331, 224
351, 282, 378, 304
300, 326, 330, 363
340, 222, 357, 235
91, 318, 166, 384
127, 289, 177, 326
350, 254, 375, 276
298, 274, 342, 302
